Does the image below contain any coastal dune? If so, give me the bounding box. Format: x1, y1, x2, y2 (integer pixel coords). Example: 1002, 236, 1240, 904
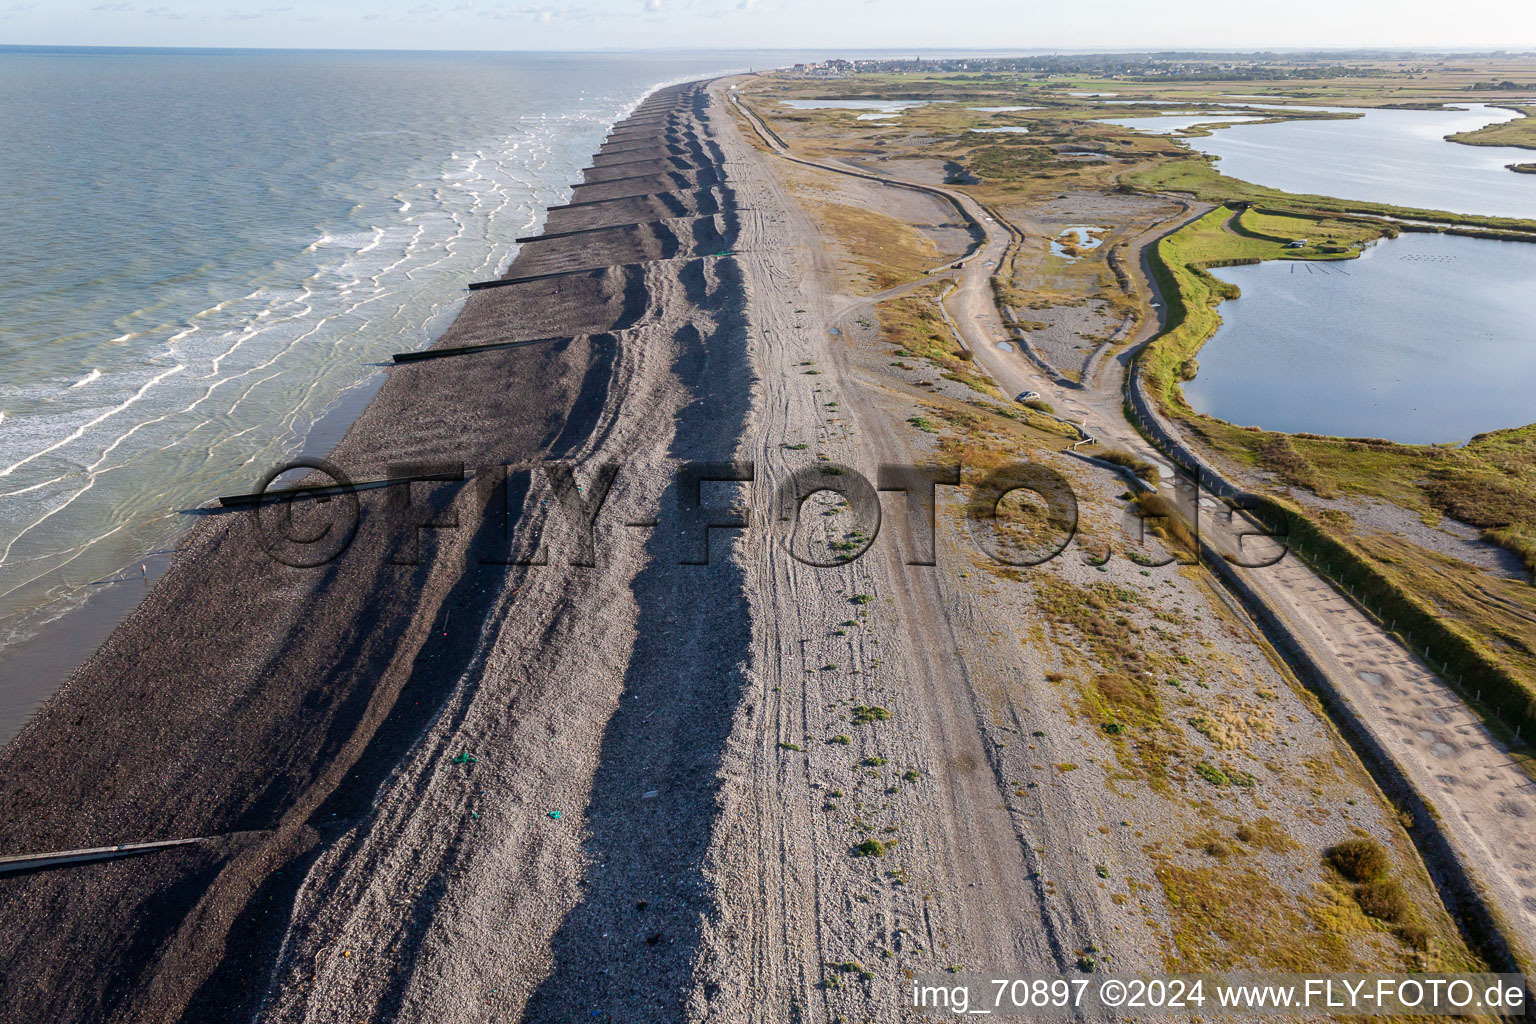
0, 82, 751, 1024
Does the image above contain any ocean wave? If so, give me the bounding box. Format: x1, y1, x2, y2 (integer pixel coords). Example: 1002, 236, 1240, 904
0, 60, 744, 675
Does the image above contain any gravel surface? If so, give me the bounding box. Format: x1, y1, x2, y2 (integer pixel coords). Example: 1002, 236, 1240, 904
0, 82, 742, 1024
1, 78, 1521, 1024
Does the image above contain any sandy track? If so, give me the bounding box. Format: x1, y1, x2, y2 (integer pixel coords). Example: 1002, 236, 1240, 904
685, 81, 1115, 1024
722, 81, 1531, 989
939, 183, 1536, 962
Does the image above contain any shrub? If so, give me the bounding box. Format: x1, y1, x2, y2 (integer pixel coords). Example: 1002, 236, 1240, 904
1131, 492, 1197, 557
1195, 763, 1230, 786
1354, 879, 1410, 923
852, 838, 889, 857
1397, 921, 1431, 952
1095, 447, 1160, 483
1326, 838, 1389, 883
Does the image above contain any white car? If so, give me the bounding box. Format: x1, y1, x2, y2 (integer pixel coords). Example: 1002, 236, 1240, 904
1015, 390, 1041, 403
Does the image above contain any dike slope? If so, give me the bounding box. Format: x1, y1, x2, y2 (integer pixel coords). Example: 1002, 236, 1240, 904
0, 81, 749, 1024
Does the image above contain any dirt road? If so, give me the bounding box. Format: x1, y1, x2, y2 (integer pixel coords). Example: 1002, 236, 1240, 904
729, 85, 1535, 967
941, 171, 1536, 965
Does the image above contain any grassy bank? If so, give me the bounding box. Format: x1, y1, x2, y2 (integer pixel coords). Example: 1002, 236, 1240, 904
1137, 204, 1381, 406
1446, 104, 1536, 150
1239, 489, 1536, 740
790, 192, 941, 292
1125, 155, 1536, 234
876, 285, 996, 395
1136, 205, 1536, 734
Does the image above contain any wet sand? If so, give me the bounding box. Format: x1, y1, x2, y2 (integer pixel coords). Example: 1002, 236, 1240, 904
0, 81, 745, 1024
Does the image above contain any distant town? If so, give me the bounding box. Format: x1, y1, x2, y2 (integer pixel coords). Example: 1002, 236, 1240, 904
787, 51, 1536, 82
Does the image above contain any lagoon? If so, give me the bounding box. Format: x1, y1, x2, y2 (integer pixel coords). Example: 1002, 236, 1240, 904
779, 99, 932, 112
1105, 114, 1267, 134
1183, 232, 1536, 443
1181, 103, 1536, 220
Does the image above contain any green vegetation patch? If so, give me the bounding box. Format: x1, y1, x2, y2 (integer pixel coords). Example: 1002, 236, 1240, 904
1156, 860, 1352, 971
876, 286, 995, 395
1447, 104, 1536, 150
1124, 155, 1536, 234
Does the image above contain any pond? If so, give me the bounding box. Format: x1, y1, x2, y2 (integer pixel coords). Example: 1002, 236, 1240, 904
1104, 114, 1268, 135
1182, 232, 1536, 443
1051, 226, 1106, 260
779, 99, 935, 112
1178, 103, 1536, 220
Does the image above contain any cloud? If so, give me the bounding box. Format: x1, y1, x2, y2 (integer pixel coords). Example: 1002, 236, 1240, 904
738, 0, 757, 7
222, 4, 290, 17
477, 1, 566, 19
643, 0, 659, 10
92, 2, 133, 10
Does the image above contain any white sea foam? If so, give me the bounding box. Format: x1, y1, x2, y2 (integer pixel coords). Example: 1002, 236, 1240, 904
0, 60, 748, 685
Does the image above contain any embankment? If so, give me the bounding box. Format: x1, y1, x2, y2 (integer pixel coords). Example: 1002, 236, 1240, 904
0, 80, 749, 1024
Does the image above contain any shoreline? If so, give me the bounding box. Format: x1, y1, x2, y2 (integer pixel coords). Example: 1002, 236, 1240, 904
0, 72, 714, 749
10, 58, 1530, 1021
0, 78, 744, 1022
0, 366, 384, 748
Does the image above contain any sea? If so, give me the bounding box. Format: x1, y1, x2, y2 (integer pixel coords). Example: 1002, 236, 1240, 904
0, 47, 793, 738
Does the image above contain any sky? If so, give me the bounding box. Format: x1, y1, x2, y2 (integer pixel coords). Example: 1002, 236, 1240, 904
2, 0, 1535, 52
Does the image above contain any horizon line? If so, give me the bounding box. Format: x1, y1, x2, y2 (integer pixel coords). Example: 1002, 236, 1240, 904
4, 43, 1536, 57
